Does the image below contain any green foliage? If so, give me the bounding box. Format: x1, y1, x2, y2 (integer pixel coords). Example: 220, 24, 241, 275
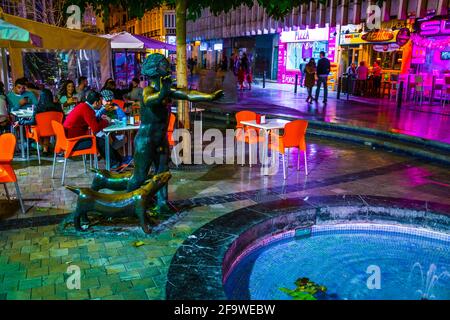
279, 277, 327, 301
65, 0, 327, 22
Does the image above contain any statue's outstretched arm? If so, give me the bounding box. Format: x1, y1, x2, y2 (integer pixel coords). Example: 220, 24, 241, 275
170, 89, 224, 102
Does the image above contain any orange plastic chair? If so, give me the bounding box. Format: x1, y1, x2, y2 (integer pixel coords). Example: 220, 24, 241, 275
26, 111, 64, 164
0, 133, 25, 213
51, 121, 98, 185
235, 110, 264, 167
167, 113, 179, 166
270, 119, 308, 179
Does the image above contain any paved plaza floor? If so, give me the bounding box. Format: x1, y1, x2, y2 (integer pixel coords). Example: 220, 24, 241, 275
201, 76, 450, 143
1, 134, 449, 300
0, 74, 449, 300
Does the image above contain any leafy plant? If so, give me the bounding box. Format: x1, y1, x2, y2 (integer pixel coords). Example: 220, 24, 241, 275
279, 277, 327, 301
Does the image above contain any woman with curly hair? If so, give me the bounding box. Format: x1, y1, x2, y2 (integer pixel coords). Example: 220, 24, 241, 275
58, 79, 78, 111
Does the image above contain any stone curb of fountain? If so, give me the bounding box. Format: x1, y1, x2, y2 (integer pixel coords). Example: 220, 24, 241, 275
165, 195, 450, 300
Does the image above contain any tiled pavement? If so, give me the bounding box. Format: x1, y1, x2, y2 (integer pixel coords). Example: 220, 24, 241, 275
1, 136, 449, 300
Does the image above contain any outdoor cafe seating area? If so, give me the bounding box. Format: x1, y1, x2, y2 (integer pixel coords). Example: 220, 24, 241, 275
343, 71, 450, 106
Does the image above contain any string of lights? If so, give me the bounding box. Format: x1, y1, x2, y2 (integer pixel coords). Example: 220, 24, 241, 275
410, 33, 450, 49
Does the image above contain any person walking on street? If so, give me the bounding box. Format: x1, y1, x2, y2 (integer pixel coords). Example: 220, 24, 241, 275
237, 65, 246, 91
188, 57, 195, 76
221, 53, 228, 71
305, 59, 316, 103
315, 51, 331, 103
240, 53, 249, 74
299, 58, 308, 87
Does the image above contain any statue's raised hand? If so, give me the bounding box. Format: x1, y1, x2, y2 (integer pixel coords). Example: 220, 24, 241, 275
160, 75, 172, 94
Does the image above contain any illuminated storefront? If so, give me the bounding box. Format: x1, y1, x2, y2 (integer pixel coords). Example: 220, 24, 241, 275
410, 15, 450, 75
338, 20, 412, 79
277, 25, 338, 89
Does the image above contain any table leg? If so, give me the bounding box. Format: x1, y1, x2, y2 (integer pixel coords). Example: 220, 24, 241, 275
128, 131, 132, 156
105, 132, 111, 171
19, 125, 25, 159
262, 129, 270, 176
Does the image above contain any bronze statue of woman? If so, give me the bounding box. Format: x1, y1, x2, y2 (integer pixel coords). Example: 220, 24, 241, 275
127, 53, 223, 213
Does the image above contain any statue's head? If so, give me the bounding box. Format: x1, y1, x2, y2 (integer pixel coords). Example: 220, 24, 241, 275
141, 53, 171, 79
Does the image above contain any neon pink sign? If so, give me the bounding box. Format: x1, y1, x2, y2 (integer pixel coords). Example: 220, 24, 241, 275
277, 27, 335, 84
419, 19, 450, 36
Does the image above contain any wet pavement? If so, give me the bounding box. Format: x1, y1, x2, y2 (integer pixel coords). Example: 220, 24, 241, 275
1, 74, 449, 300
199, 77, 450, 144
1, 135, 449, 300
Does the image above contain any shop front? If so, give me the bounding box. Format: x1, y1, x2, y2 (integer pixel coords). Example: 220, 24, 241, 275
188, 40, 223, 70
277, 26, 338, 89
338, 20, 412, 81
410, 15, 450, 76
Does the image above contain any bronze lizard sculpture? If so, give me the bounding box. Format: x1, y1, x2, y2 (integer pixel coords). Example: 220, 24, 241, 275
66, 172, 171, 234
90, 169, 152, 192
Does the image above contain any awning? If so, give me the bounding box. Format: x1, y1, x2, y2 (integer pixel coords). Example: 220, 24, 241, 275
0, 18, 42, 47
101, 31, 176, 51
0, 11, 112, 84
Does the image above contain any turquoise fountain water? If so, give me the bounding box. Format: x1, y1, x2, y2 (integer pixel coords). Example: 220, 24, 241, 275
224, 224, 450, 300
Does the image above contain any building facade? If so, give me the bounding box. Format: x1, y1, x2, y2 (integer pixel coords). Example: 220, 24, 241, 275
107, 5, 176, 45
186, 0, 449, 81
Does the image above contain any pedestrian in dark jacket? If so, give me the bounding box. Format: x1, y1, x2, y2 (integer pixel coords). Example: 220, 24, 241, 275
315, 51, 331, 103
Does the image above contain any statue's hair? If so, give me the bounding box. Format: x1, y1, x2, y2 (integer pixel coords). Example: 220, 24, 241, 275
141, 53, 170, 78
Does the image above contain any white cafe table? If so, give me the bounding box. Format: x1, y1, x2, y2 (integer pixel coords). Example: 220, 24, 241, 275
11, 108, 73, 159
102, 123, 140, 170
10, 110, 33, 159
239, 118, 290, 175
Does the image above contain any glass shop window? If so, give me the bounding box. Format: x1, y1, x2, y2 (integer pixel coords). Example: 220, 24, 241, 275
370, 49, 403, 70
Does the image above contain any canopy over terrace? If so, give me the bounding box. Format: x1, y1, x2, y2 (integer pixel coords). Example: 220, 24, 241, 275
0, 18, 42, 46
0, 11, 112, 84
101, 32, 176, 50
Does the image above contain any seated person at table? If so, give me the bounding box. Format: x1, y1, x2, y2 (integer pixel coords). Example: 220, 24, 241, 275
0, 81, 10, 134
98, 90, 128, 152
58, 80, 79, 112
6, 77, 39, 112
97, 90, 127, 122
126, 78, 143, 102
63, 91, 124, 169
101, 78, 131, 100
75, 76, 90, 102
16, 89, 63, 155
